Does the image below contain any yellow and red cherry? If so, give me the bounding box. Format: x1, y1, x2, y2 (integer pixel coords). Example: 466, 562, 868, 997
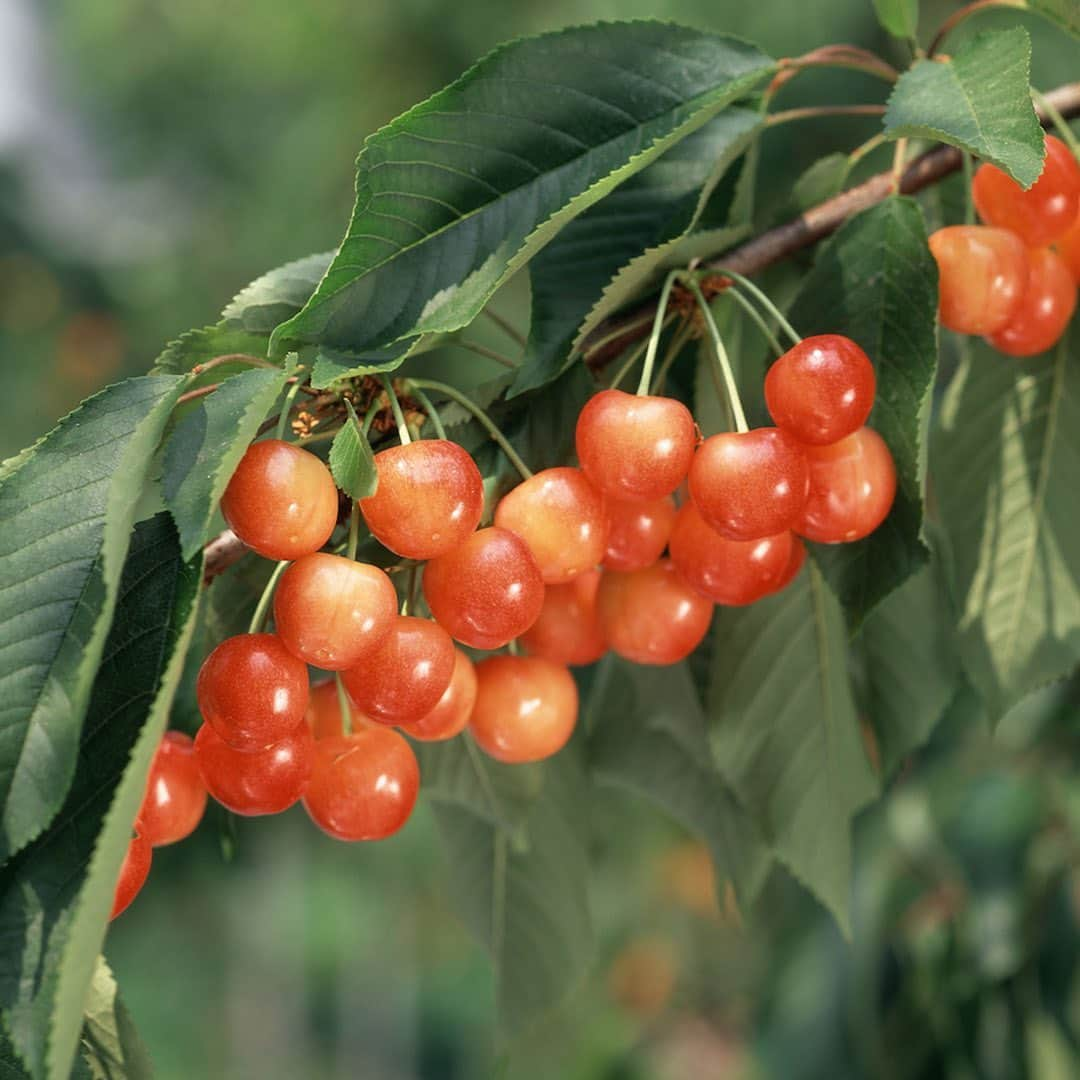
110, 833, 152, 920
603, 495, 677, 572
221, 439, 339, 561
989, 247, 1077, 357
305, 679, 374, 740
1057, 212, 1080, 284
469, 656, 578, 764
136, 731, 207, 847
400, 649, 478, 742
520, 568, 607, 667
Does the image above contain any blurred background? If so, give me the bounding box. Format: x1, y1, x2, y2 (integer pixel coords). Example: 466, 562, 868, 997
2, 2, 1079, 1077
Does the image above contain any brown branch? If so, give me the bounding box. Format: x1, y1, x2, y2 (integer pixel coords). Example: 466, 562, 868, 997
203, 529, 247, 583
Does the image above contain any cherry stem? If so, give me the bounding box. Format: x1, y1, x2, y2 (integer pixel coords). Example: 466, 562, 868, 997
707, 267, 801, 347
1032, 88, 1080, 161
407, 564, 421, 617
848, 133, 886, 168
411, 386, 448, 440
636, 269, 683, 395
608, 327, 660, 391
177, 383, 220, 406
650, 319, 694, 394
928, 0, 1023, 58
190, 353, 278, 376
890, 137, 909, 194
274, 381, 303, 441
480, 307, 527, 348
346, 501, 361, 561
766, 104, 886, 127
334, 674, 353, 736
507, 638, 521, 657
456, 338, 518, 369
380, 375, 412, 445
248, 560, 290, 634
685, 278, 748, 434
722, 286, 785, 358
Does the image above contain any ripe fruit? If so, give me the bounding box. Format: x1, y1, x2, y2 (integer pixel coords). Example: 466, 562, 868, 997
197, 633, 309, 751
221, 439, 339, 560
136, 731, 207, 847
596, 559, 713, 666
770, 535, 807, 594
1057, 212, 1080, 283
273, 554, 397, 670
988, 247, 1077, 357
764, 334, 876, 445
306, 679, 373, 740
111, 834, 152, 920
520, 568, 607, 667
423, 527, 545, 649
928, 226, 1030, 335
401, 649, 478, 742
796, 427, 897, 543
360, 440, 483, 559
575, 389, 697, 501
469, 656, 578, 764
495, 467, 608, 583
972, 135, 1080, 247
340, 616, 455, 726
303, 729, 419, 841
603, 495, 677, 573
194, 721, 313, 816
688, 428, 809, 541
669, 503, 793, 606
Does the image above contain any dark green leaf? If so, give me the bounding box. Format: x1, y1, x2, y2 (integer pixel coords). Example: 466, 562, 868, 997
78, 958, 153, 1080
504, 365, 595, 475
871, 0, 918, 39
1023, 0, 1080, 36
149, 325, 268, 377
309, 338, 432, 392
328, 401, 378, 500
221, 252, 333, 334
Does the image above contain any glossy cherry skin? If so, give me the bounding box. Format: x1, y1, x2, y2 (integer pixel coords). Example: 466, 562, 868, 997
360, 440, 483, 559
305, 679, 374, 740
111, 834, 152, 920
303, 729, 419, 841
469, 656, 579, 764
575, 389, 697, 501
273, 554, 397, 670
688, 428, 809, 541
796, 427, 897, 544
423, 527, 545, 649
770, 535, 807, 594
221, 439, 339, 561
928, 226, 1029, 335
669, 503, 793, 607
196, 633, 309, 751
136, 731, 207, 847
988, 247, 1077, 357
520, 568, 607, 667
400, 649, 478, 742
603, 495, 677, 572
973, 135, 1080, 247
194, 720, 313, 816
596, 559, 713, 666
340, 616, 455, 726
1057, 212, 1080, 283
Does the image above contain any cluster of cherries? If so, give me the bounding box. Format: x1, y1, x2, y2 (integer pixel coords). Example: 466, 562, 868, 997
930, 134, 1080, 355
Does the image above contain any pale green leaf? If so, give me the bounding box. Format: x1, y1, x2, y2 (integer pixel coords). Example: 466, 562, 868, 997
221, 252, 333, 334
1023, 0, 1080, 36
328, 400, 378, 500
78, 957, 153, 1080
790, 152, 850, 213
1025, 1014, 1078, 1080
872, 0, 918, 39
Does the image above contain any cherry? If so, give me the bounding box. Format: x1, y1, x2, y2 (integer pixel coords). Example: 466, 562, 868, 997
306, 679, 374, 740
360, 440, 483, 559
111, 833, 152, 920
603, 495, 677, 572
303, 729, 419, 841
136, 731, 207, 847
273, 554, 397, 670
1057, 212, 1080, 283
423, 527, 545, 649
770, 535, 807, 594
928, 226, 1029, 335
796, 427, 897, 543
596, 559, 713, 666
401, 649, 478, 742
973, 135, 1080, 247
669, 502, 793, 606
194, 720, 313, 816
495, 467, 608, 584
469, 656, 578, 764
221, 439, 339, 561
575, 389, 697, 501
688, 428, 808, 541
520, 568, 607, 667
988, 247, 1077, 357
196, 633, 309, 751
341, 616, 455, 726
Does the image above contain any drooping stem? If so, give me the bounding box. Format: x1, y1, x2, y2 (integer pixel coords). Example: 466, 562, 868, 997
456, 338, 519, 369
335, 674, 353, 736
705, 267, 801, 347
380, 375, 412, 445
685, 279, 748, 434
346, 501, 361, 561
650, 320, 695, 394
722, 286, 785, 358
766, 104, 886, 127
636, 269, 683, 395
608, 327, 662, 391
411, 386, 448, 440
191, 353, 278, 376
177, 383, 220, 405
890, 137, 909, 194
274, 381, 303, 441
848, 133, 886, 169
248, 560, 290, 634
480, 307, 527, 348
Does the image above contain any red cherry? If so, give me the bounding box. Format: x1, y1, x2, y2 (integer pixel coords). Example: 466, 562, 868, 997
973, 135, 1080, 247
796, 427, 897, 544
340, 616, 455, 726
136, 731, 207, 847
988, 247, 1077, 357
423, 527, 545, 649
469, 656, 578, 764
303, 729, 419, 841
400, 649, 478, 742
306, 679, 376, 740
194, 721, 313, 816
669, 502, 792, 606
520, 568, 607, 667
596, 559, 713, 666
360, 440, 483, 559
928, 226, 1029, 335
575, 389, 697, 501
770, 535, 807, 594
273, 554, 397, 670
603, 495, 677, 572
110, 834, 152, 920
196, 633, 309, 751
688, 428, 808, 541
495, 467, 608, 584
221, 439, 339, 561
1057, 212, 1080, 284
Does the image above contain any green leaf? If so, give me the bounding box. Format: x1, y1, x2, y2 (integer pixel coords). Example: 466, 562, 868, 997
789, 152, 850, 213
504, 365, 595, 475
1023, 0, 1080, 36
871, 0, 918, 39
0, 376, 184, 862
934, 334, 1080, 720
149, 325, 268, 377
77, 958, 153, 1080
708, 564, 878, 933
788, 197, 938, 626
883, 28, 1044, 187
309, 337, 433, 391
221, 252, 333, 334
1025, 1014, 1078, 1080
328, 400, 378, 500
272, 22, 774, 360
